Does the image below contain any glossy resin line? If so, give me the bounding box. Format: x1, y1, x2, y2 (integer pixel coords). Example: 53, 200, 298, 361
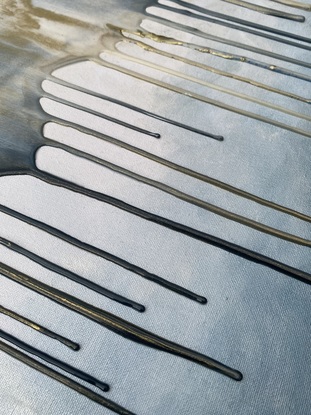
0, 329, 109, 392
146, 16, 311, 70
0, 237, 145, 312
29, 173, 311, 285
151, 3, 311, 51
268, 0, 311, 11
42, 94, 157, 141
219, 0, 305, 20
42, 96, 160, 139
44, 76, 224, 141
0, 262, 242, 381
45, 119, 311, 224
167, 0, 311, 41
112, 29, 310, 104
38, 139, 311, 248
0, 304, 79, 350
0, 341, 136, 415
0, 205, 207, 305
98, 56, 311, 139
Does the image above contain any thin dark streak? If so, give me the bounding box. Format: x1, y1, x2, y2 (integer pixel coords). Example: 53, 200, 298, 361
145, 15, 311, 70
0, 341, 136, 415
152, 3, 311, 51
0, 329, 109, 392
0, 237, 145, 312
43, 141, 311, 248
169, 0, 311, 42
0, 204, 207, 305
0, 262, 242, 381
0, 304, 79, 351
44, 120, 311, 224
44, 76, 224, 140
24, 172, 311, 286
40, 96, 160, 139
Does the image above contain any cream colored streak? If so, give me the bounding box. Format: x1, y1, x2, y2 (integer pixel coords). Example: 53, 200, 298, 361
269, 0, 311, 10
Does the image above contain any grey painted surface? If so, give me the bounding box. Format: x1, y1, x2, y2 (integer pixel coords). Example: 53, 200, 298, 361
0, 1, 310, 414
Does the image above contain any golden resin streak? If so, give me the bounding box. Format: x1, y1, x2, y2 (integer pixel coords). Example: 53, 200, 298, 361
109, 25, 311, 104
